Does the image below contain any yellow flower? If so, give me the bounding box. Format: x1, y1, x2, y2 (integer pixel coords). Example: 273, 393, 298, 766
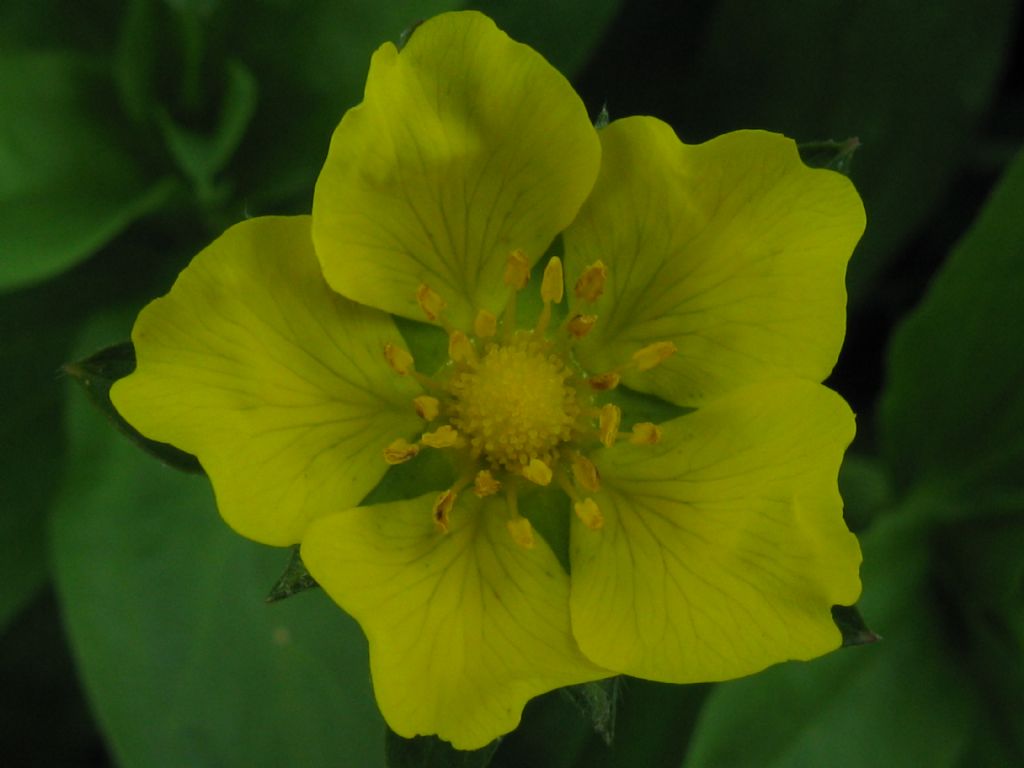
111, 11, 865, 750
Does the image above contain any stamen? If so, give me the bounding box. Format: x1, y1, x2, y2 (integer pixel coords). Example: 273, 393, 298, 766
567, 313, 597, 339
474, 309, 498, 339
473, 470, 501, 498
574, 260, 608, 303
629, 422, 662, 445
504, 249, 530, 290
589, 371, 621, 391
598, 404, 621, 448
570, 453, 601, 492
522, 458, 553, 486
535, 257, 564, 334
632, 341, 677, 371
384, 343, 414, 376
420, 425, 460, 449
384, 438, 420, 464
574, 498, 604, 530
541, 257, 564, 304
506, 516, 535, 549
432, 488, 458, 533
416, 284, 446, 322
448, 330, 476, 363
413, 395, 440, 421
504, 486, 535, 549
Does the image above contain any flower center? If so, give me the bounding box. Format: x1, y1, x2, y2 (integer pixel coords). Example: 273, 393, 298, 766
449, 338, 579, 470
381, 252, 676, 546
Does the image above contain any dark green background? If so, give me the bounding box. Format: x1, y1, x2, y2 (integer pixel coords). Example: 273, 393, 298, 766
2, 1, 1022, 766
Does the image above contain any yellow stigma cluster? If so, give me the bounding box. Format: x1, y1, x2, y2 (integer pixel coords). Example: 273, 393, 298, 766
381, 252, 674, 547
449, 338, 579, 471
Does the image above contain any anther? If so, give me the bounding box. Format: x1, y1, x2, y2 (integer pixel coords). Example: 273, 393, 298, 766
570, 453, 601, 492
413, 395, 440, 421
632, 341, 677, 371
448, 330, 475, 364
574, 498, 604, 530
506, 516, 535, 549
522, 458, 553, 486
589, 371, 621, 391
574, 260, 608, 303
432, 489, 457, 533
420, 425, 460, 449
416, 283, 446, 322
384, 438, 420, 464
598, 404, 621, 448
541, 257, 564, 304
474, 309, 498, 339
384, 343, 414, 375
629, 422, 662, 445
567, 314, 597, 339
473, 470, 501, 498
504, 249, 530, 290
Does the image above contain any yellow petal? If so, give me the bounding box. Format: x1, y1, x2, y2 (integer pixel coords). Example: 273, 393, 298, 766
313, 11, 601, 330
570, 379, 862, 682
301, 493, 608, 749
111, 217, 422, 546
564, 118, 865, 406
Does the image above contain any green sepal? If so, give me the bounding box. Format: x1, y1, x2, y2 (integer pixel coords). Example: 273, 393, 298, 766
63, 342, 202, 474
798, 137, 860, 176
559, 677, 621, 745
594, 103, 610, 129
265, 546, 319, 603
831, 604, 880, 647
384, 728, 500, 767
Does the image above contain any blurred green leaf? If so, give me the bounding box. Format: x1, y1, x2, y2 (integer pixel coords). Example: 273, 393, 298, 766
52, 317, 386, 768
157, 59, 258, 203
0, 0, 119, 51
880, 146, 1024, 500
683, 510, 980, 768
673, 0, 1016, 305
935, 514, 1024, 758
838, 453, 893, 531
0, 289, 67, 631
63, 342, 203, 474
385, 730, 500, 768
0, 52, 176, 293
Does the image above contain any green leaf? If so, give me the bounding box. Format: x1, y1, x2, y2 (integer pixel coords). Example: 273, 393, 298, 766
683, 510, 982, 768
666, 0, 1016, 305
0, 52, 176, 293
156, 58, 259, 204
0, 288, 68, 631
385, 729, 500, 768
934, 514, 1024, 758
265, 547, 320, 603
63, 342, 202, 474
52, 317, 386, 768
880, 146, 1024, 501
838, 453, 893, 531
